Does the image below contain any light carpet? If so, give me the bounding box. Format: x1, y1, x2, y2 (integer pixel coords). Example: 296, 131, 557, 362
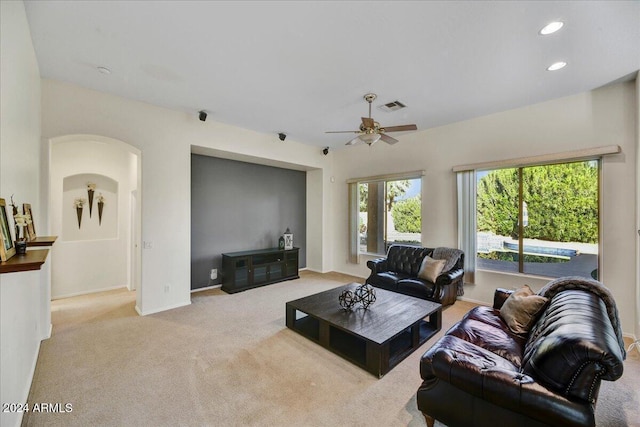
24, 271, 639, 426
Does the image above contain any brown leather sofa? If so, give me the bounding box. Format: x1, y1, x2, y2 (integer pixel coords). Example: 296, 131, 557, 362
365, 245, 464, 306
417, 277, 626, 427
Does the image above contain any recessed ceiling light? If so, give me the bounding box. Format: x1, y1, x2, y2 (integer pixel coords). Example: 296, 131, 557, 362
540, 21, 564, 35
97, 66, 111, 75
547, 61, 567, 71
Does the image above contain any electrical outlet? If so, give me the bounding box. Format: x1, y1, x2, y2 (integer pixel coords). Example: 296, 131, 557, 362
164, 284, 170, 293
210, 269, 217, 280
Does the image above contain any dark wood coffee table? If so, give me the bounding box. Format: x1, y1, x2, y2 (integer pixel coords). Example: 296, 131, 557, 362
286, 283, 442, 377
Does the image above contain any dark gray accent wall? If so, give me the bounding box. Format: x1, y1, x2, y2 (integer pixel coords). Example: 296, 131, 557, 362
191, 154, 306, 289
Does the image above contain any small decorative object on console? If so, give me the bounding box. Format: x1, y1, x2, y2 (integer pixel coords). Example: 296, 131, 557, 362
283, 228, 293, 250
339, 284, 377, 311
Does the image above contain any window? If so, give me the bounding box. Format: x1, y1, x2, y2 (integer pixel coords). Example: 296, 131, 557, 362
475, 160, 599, 279
348, 172, 423, 260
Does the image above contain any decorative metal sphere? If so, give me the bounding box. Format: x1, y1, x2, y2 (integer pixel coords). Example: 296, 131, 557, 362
354, 284, 377, 309
338, 290, 357, 310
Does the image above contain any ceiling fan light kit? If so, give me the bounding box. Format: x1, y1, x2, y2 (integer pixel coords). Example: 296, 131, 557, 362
326, 93, 417, 147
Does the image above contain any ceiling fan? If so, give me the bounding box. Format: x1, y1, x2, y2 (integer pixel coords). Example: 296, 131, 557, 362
326, 93, 417, 146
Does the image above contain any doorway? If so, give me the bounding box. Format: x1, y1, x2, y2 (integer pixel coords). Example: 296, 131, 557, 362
48, 135, 142, 311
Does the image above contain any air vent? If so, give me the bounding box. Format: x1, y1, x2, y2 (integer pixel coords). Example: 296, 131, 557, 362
378, 100, 406, 112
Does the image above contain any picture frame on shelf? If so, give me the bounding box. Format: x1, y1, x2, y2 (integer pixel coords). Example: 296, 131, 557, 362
23, 203, 36, 241
0, 198, 16, 262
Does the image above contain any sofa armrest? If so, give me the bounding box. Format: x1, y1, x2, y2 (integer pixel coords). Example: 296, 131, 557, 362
493, 288, 514, 309
366, 257, 387, 273
435, 268, 463, 287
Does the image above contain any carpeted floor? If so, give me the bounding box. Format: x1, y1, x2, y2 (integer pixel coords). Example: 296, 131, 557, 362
24, 271, 639, 426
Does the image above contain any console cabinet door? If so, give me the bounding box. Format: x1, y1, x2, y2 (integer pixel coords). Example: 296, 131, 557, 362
285, 249, 299, 277
224, 256, 250, 289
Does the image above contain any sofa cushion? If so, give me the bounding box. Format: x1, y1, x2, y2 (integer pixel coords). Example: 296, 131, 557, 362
417, 255, 445, 282
397, 278, 435, 300
464, 306, 528, 349
499, 285, 548, 335
448, 307, 525, 366
422, 335, 520, 393
366, 271, 406, 291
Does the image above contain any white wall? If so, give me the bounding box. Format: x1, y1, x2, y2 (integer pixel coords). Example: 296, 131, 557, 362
0, 2, 44, 427
41, 79, 330, 315
49, 138, 137, 298
332, 81, 638, 335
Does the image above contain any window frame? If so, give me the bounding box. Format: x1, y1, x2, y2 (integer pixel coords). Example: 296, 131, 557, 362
475, 160, 601, 278
347, 170, 424, 262
454, 145, 619, 283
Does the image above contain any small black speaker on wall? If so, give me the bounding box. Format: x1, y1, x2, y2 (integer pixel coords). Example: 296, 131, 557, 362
199, 110, 207, 122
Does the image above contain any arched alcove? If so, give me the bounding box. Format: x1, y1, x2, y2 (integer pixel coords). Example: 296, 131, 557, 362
49, 135, 141, 308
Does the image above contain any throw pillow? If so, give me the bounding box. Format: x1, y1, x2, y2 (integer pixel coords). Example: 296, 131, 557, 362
418, 256, 446, 282
499, 285, 548, 335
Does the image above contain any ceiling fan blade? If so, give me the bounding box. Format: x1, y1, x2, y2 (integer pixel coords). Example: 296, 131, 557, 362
346, 136, 362, 146
361, 117, 375, 129
325, 130, 361, 134
381, 124, 417, 132
380, 133, 399, 145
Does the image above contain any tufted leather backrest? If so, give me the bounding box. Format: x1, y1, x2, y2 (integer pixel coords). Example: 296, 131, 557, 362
522, 290, 624, 403
385, 245, 433, 276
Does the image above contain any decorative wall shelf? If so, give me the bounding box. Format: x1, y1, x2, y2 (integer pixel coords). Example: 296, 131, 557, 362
26, 236, 58, 247
0, 249, 50, 274
0, 236, 57, 274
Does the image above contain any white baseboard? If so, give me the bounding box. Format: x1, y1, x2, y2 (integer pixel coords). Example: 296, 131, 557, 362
137, 300, 191, 316
301, 267, 325, 274
52, 284, 128, 300
457, 296, 490, 306
191, 284, 221, 293
331, 269, 368, 280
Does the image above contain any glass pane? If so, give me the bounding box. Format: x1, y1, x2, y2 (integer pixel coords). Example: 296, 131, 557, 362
476, 168, 520, 273
358, 182, 385, 254
386, 178, 421, 250
475, 161, 599, 279
359, 178, 422, 255
521, 161, 599, 278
